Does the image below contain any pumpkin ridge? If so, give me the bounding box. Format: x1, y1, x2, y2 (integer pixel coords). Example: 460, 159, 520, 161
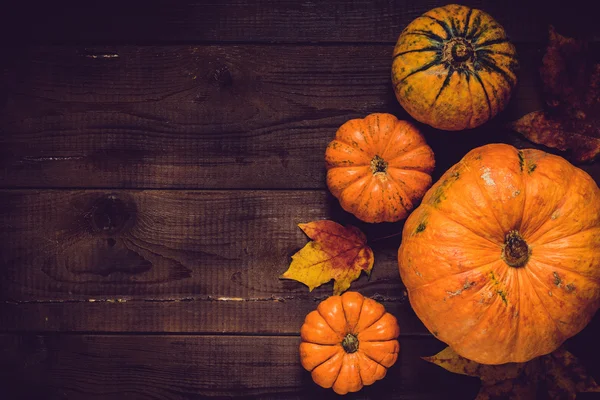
529, 258, 600, 285
477, 54, 516, 86
462, 7, 474, 36
523, 267, 568, 339
508, 268, 523, 359
448, 16, 460, 37
312, 351, 344, 389
471, 72, 493, 119
475, 37, 510, 49
393, 46, 440, 60
330, 138, 370, 156
465, 12, 483, 40
452, 268, 513, 361
402, 29, 445, 43
468, 159, 511, 234
520, 160, 582, 240
517, 155, 528, 230
521, 192, 574, 243
396, 56, 443, 84
421, 15, 453, 39
385, 145, 433, 168
386, 176, 412, 213
532, 226, 600, 248
465, 72, 476, 127
304, 344, 344, 372
526, 262, 582, 301
339, 295, 351, 333
411, 258, 499, 290
355, 353, 364, 389
340, 175, 374, 217
476, 48, 518, 60
433, 67, 454, 104
350, 179, 378, 221
351, 125, 376, 155
424, 201, 503, 246
355, 312, 390, 339
343, 294, 364, 334
327, 166, 371, 195
358, 342, 393, 367
379, 127, 424, 160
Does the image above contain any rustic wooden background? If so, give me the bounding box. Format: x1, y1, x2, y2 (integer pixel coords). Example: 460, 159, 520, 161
1, 0, 599, 398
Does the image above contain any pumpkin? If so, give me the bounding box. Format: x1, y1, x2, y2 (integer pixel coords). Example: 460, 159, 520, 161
391, 4, 518, 131
398, 143, 600, 365
299, 291, 400, 394
325, 113, 435, 223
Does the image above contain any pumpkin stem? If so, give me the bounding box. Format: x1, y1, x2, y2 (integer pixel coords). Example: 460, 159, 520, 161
452, 43, 473, 62
342, 333, 359, 353
370, 155, 388, 174
502, 230, 530, 268
443, 38, 474, 65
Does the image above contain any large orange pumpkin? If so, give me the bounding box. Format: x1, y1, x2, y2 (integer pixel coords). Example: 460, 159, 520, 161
398, 143, 600, 365
392, 4, 518, 130
300, 291, 400, 394
325, 113, 435, 223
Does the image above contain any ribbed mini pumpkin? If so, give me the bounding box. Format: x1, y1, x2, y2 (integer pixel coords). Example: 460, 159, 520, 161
398, 144, 600, 365
325, 113, 435, 223
300, 291, 400, 395
392, 4, 518, 130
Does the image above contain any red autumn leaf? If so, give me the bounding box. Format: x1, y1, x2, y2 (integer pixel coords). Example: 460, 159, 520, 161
511, 26, 600, 163
280, 220, 374, 295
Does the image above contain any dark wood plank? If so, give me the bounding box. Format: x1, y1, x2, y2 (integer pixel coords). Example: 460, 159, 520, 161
2, 0, 598, 45
0, 334, 479, 399
6, 43, 597, 190
0, 189, 428, 333
0, 297, 429, 335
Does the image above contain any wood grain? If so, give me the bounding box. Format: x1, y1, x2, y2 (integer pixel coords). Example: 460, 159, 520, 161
2, 0, 598, 45
0, 189, 429, 333
0, 334, 479, 399
0, 297, 429, 335
4, 43, 593, 190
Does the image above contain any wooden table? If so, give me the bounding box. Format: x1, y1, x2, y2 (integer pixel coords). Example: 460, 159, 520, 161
1, 1, 599, 398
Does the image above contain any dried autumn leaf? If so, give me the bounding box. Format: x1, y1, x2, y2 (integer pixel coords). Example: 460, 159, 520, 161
280, 220, 374, 295
424, 346, 600, 400
512, 111, 600, 163
511, 26, 600, 163
543, 347, 600, 399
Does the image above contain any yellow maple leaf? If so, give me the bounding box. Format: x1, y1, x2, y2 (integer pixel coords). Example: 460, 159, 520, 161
424, 346, 600, 400
280, 220, 374, 295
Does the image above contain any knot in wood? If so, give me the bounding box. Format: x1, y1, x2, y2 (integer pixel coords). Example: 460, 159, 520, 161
89, 194, 135, 235
213, 65, 232, 87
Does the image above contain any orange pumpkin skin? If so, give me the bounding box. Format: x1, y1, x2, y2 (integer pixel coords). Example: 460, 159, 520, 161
398, 143, 600, 365
299, 291, 400, 395
325, 113, 435, 223
392, 4, 518, 131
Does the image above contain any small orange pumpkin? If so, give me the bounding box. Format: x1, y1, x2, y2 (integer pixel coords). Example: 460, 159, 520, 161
392, 4, 518, 130
398, 144, 600, 364
325, 113, 435, 223
300, 291, 400, 394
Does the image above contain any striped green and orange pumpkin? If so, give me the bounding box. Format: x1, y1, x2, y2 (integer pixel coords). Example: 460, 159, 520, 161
392, 4, 518, 131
